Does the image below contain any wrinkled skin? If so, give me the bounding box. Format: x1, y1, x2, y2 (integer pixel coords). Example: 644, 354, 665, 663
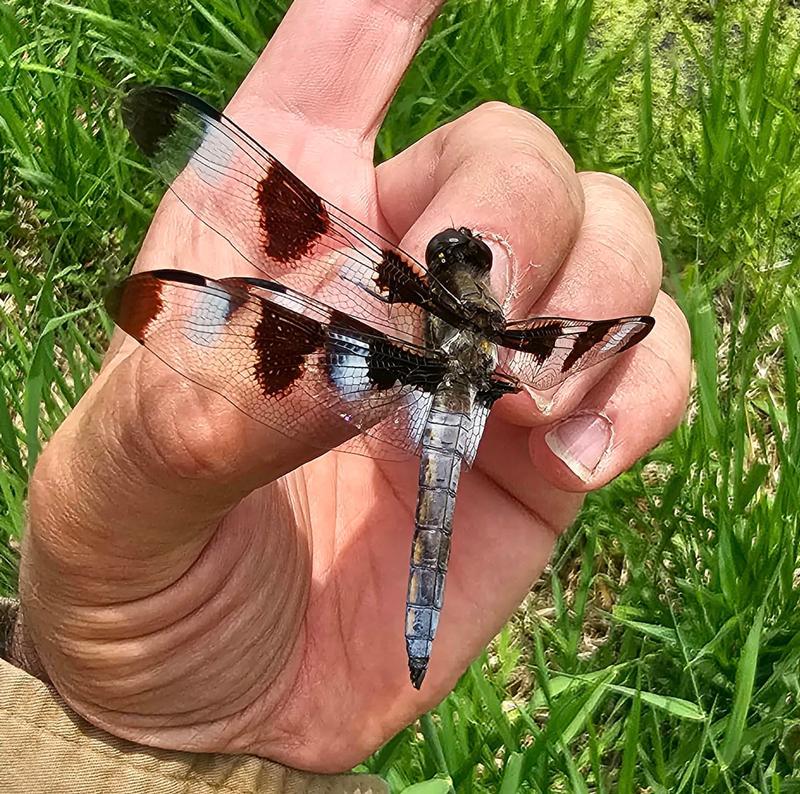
20, 0, 691, 774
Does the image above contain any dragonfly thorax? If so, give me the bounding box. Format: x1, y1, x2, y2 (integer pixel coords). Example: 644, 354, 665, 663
429, 321, 499, 388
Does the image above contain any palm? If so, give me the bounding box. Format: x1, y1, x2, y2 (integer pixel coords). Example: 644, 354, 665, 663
207, 435, 577, 764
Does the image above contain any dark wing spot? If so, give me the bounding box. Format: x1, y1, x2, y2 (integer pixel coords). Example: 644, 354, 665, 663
495, 320, 565, 355
235, 276, 290, 294
328, 308, 381, 338
257, 164, 330, 263
528, 335, 558, 365
561, 320, 613, 372
148, 268, 207, 287
122, 86, 225, 159
105, 273, 164, 344
364, 337, 438, 391
480, 378, 519, 406
253, 303, 325, 396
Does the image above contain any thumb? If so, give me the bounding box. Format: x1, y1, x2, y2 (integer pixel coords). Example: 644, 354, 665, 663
23, 271, 341, 608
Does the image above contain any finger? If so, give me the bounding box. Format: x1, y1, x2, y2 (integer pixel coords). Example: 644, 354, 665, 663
536, 172, 662, 315
495, 170, 663, 424
377, 102, 585, 306
231, 0, 444, 144
529, 291, 691, 490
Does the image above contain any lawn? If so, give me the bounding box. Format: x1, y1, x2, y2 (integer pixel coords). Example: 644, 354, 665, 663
1, 0, 799, 791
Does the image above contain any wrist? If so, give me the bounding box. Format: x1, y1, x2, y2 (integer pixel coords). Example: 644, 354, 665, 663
0, 598, 47, 681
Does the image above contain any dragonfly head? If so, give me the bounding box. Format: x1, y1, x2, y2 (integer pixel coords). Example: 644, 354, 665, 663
425, 227, 493, 276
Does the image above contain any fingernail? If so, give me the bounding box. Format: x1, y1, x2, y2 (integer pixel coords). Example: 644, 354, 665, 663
545, 412, 613, 481
483, 234, 515, 308
522, 383, 554, 415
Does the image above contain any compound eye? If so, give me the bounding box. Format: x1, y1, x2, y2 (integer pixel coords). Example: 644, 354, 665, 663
469, 236, 493, 271
425, 227, 469, 266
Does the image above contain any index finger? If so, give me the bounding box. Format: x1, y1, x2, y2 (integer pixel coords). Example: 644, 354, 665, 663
231, 0, 444, 145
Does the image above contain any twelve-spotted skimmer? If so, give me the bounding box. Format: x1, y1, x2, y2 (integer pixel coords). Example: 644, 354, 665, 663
111, 86, 654, 687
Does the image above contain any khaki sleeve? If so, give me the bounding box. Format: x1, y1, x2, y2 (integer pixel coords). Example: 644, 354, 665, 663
0, 600, 387, 794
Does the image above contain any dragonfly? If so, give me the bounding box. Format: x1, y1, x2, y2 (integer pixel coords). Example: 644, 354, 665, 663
112, 86, 655, 688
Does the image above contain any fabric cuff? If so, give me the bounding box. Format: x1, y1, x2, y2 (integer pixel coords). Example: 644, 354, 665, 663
0, 599, 387, 794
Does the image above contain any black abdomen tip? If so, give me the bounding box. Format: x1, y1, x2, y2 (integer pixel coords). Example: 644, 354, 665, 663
409, 658, 428, 689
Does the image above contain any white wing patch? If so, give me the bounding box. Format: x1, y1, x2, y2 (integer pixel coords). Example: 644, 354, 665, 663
189, 118, 236, 186
183, 288, 231, 347
268, 288, 316, 318
599, 321, 640, 354
464, 398, 492, 467
327, 330, 373, 402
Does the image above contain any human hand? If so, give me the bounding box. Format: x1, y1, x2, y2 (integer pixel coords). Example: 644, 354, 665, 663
21, 0, 691, 774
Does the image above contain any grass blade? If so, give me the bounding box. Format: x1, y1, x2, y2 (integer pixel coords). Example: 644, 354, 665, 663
618, 686, 641, 794
721, 607, 765, 767
498, 751, 522, 794
0, 381, 23, 478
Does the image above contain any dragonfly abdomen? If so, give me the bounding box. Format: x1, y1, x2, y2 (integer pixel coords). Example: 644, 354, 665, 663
405, 390, 472, 689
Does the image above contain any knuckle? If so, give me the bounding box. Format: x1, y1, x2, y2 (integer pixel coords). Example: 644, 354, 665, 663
641, 296, 692, 412
578, 175, 662, 294
471, 138, 580, 211
657, 294, 693, 368
477, 101, 562, 144
493, 147, 550, 188
446, 104, 577, 195
472, 99, 521, 120
661, 293, 691, 340
466, 101, 555, 140
581, 171, 656, 231
578, 231, 661, 302
28, 439, 64, 527
581, 170, 636, 195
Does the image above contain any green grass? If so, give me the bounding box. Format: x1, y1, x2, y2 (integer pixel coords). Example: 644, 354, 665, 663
2, 0, 799, 791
